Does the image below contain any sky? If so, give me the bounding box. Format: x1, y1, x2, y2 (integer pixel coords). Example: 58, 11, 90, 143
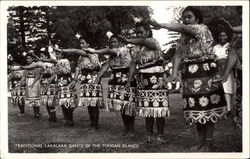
150, 5, 181, 51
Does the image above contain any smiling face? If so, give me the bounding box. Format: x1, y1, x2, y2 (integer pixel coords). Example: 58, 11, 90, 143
136, 26, 150, 39
218, 31, 228, 45
182, 11, 199, 25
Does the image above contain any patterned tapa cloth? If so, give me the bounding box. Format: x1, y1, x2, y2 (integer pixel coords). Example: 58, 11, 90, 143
106, 46, 137, 116
176, 24, 227, 125
76, 54, 103, 107
131, 38, 169, 118
25, 68, 42, 107
10, 70, 26, 107
40, 62, 57, 107
56, 59, 76, 108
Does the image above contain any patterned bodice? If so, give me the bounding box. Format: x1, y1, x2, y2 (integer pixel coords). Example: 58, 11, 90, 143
26, 67, 41, 78
77, 54, 100, 70
56, 59, 71, 74
176, 24, 214, 61
109, 46, 132, 69
12, 70, 24, 80
43, 62, 55, 75
130, 38, 162, 68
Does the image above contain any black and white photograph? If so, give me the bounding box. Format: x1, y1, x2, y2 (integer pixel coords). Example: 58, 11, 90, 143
0, 1, 249, 159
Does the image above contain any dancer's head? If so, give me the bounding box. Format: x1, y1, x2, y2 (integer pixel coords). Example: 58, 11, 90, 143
182, 6, 203, 25
135, 21, 153, 39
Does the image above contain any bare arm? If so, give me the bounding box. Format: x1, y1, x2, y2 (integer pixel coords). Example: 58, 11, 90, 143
53, 47, 88, 56
19, 71, 27, 87
125, 60, 136, 88
148, 19, 197, 37
39, 58, 57, 64
47, 73, 57, 86
21, 62, 44, 69
118, 35, 159, 50
8, 72, 13, 82
85, 48, 118, 56
96, 61, 110, 81
219, 18, 242, 33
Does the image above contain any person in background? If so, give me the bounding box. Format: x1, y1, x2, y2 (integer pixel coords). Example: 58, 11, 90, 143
149, 6, 227, 151
85, 35, 137, 137
215, 6, 242, 128
213, 30, 234, 116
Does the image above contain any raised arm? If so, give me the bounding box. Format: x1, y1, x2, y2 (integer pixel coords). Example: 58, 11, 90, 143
118, 35, 159, 50
219, 18, 242, 33
148, 19, 197, 37
124, 60, 136, 88
85, 48, 119, 56
20, 62, 44, 69
53, 47, 88, 56
94, 61, 110, 84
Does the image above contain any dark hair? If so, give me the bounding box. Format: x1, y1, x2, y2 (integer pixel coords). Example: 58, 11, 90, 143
182, 6, 203, 24
40, 51, 49, 58
135, 21, 153, 38
25, 53, 35, 59
216, 29, 232, 43
109, 34, 119, 41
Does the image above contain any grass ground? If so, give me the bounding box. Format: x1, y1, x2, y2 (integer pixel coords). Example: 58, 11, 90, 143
8, 78, 242, 153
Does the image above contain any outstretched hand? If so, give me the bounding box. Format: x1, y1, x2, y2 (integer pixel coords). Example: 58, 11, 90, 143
52, 47, 62, 52
218, 18, 231, 27
212, 74, 228, 83
166, 73, 179, 83
147, 19, 162, 30
84, 48, 96, 54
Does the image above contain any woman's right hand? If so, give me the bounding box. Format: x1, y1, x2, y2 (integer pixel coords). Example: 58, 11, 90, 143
147, 19, 162, 30
93, 77, 100, 84
166, 73, 179, 83
52, 47, 62, 52
84, 48, 96, 54
68, 80, 76, 89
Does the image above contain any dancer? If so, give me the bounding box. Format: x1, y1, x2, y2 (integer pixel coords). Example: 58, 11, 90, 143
85, 35, 137, 136
19, 53, 43, 119
119, 22, 169, 144
149, 6, 227, 151
53, 37, 103, 129
8, 60, 26, 116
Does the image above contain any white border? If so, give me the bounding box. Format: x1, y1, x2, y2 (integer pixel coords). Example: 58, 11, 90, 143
1, 1, 249, 159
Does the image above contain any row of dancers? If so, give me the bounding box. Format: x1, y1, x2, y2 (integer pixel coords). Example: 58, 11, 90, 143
8, 6, 242, 152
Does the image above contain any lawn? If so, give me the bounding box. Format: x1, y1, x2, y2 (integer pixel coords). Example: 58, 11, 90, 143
8, 78, 242, 153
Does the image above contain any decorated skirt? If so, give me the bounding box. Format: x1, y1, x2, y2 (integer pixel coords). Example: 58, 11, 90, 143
57, 74, 76, 108
181, 59, 227, 125
11, 78, 26, 107
137, 69, 169, 118
78, 68, 103, 107
25, 77, 42, 107
106, 68, 137, 116
41, 73, 57, 107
